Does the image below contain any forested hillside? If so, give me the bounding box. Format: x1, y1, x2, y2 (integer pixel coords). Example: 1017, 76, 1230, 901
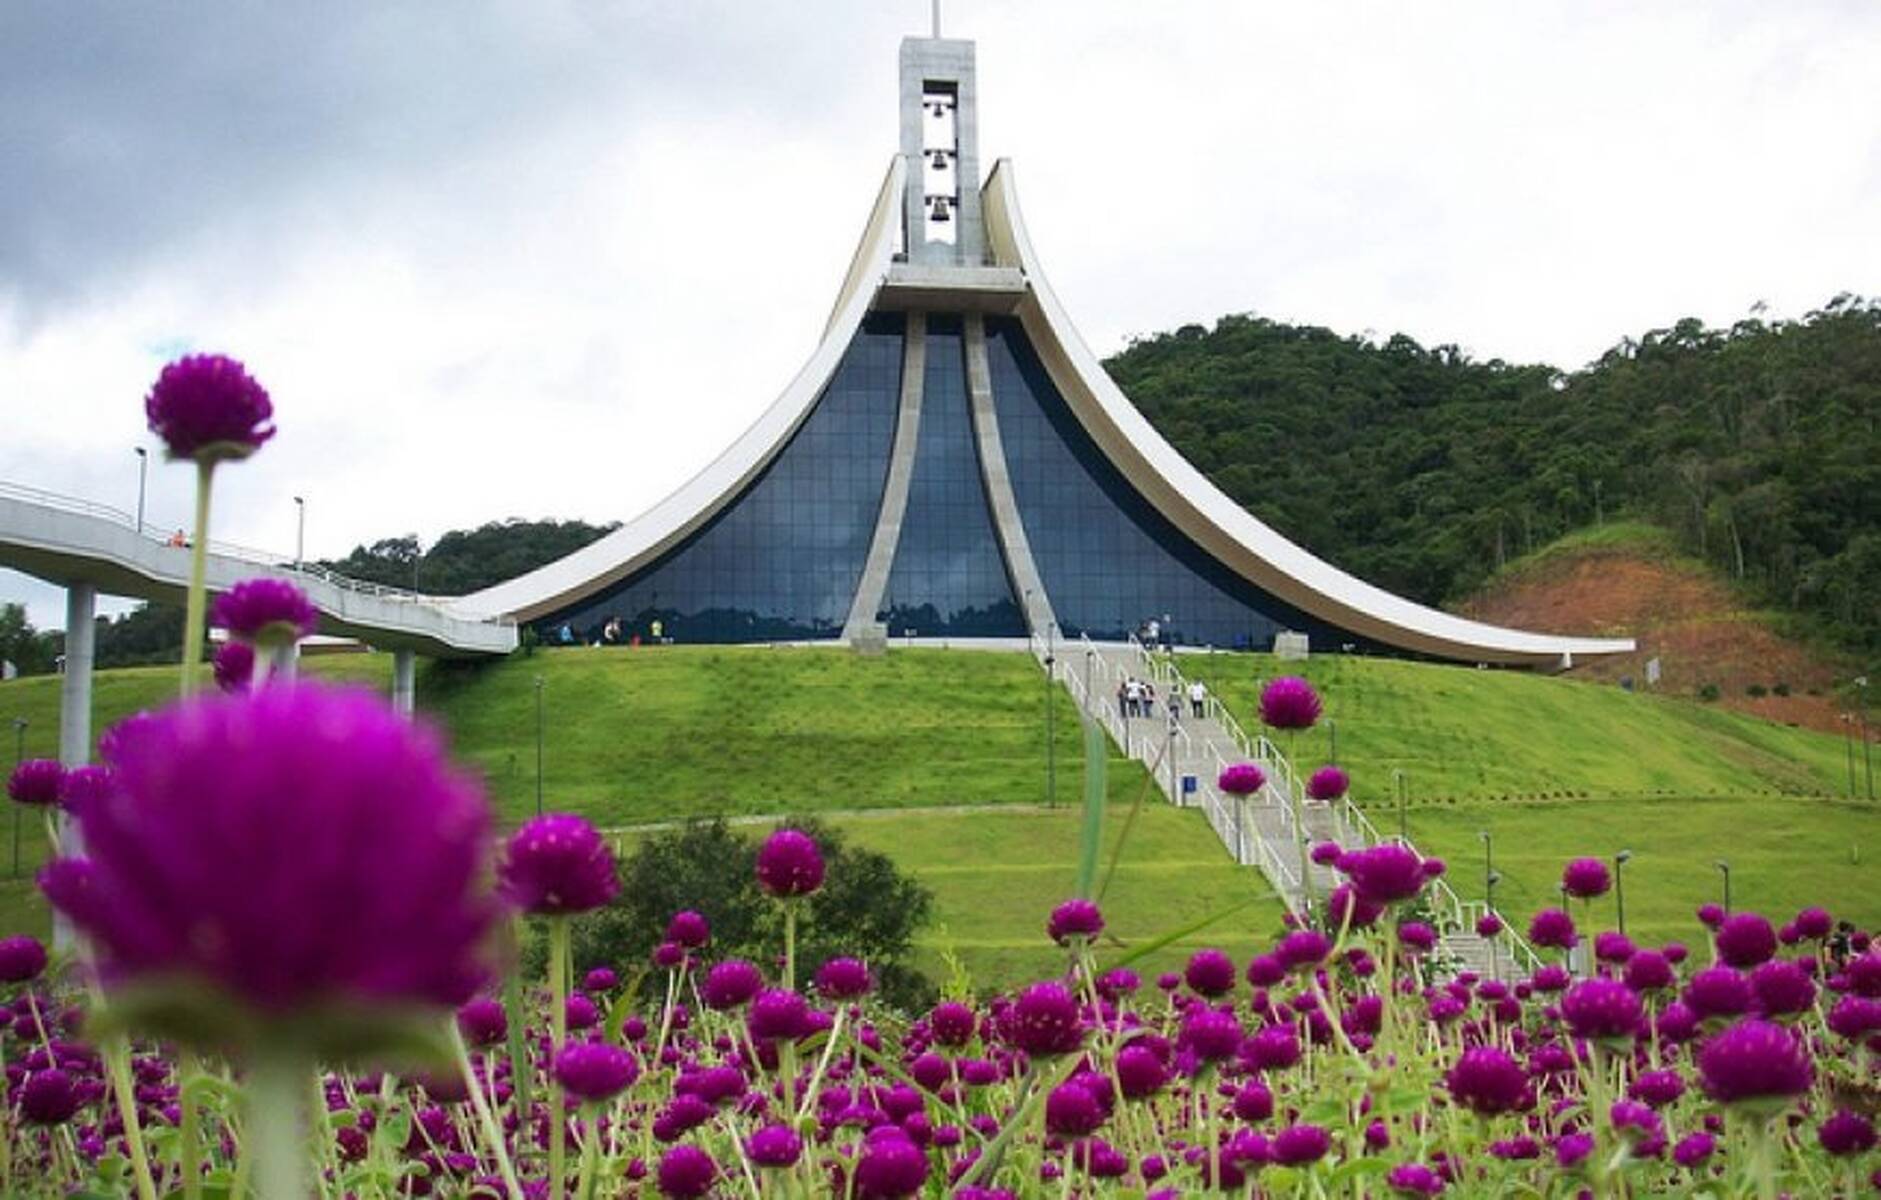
1105, 296, 1880, 655
322, 517, 618, 596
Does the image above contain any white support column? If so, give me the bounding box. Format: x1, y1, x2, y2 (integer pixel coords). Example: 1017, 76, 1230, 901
392, 649, 416, 717
270, 641, 300, 682
55, 582, 95, 950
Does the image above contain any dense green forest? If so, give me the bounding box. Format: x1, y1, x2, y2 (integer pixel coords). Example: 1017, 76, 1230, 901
319, 518, 618, 596
1105, 296, 1880, 656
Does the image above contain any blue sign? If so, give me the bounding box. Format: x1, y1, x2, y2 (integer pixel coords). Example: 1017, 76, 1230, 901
1181, 774, 1197, 795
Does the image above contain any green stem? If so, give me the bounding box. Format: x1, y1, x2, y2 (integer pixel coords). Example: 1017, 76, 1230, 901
574, 1104, 602, 1200
180, 460, 214, 696
178, 1051, 204, 1200
550, 915, 570, 1200
503, 938, 534, 1126
100, 1025, 159, 1200
783, 901, 797, 993
246, 1052, 307, 1200
1748, 1114, 1777, 1200
451, 1024, 524, 1200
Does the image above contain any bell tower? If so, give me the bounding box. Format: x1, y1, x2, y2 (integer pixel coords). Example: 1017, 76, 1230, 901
899, 32, 984, 266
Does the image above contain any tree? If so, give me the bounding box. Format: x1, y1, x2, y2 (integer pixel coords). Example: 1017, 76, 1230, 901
0, 604, 58, 676
567, 818, 936, 1011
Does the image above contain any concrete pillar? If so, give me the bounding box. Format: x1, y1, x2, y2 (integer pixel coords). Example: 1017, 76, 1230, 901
55, 582, 95, 951
270, 640, 300, 682
392, 649, 416, 717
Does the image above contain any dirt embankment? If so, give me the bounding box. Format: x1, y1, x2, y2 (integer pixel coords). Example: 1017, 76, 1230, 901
1459, 546, 1862, 739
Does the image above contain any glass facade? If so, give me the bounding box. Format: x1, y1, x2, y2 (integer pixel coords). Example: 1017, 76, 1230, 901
876, 315, 1026, 637
534, 312, 904, 644
983, 315, 1369, 651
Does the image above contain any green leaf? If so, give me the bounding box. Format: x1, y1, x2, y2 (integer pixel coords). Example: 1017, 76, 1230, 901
1328, 1156, 1393, 1186
1099, 894, 1267, 972
605, 967, 651, 1045
1075, 716, 1106, 899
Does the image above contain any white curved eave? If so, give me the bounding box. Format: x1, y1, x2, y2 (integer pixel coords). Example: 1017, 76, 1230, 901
981, 159, 1634, 667
454, 157, 908, 623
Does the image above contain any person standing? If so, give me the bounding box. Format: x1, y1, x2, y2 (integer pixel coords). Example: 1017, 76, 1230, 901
1189, 679, 1207, 718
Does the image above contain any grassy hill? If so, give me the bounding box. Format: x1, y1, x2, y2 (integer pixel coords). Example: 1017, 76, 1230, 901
3, 643, 1875, 987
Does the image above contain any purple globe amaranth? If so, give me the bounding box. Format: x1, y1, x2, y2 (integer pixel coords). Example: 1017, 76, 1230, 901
1684, 965, 1754, 1019
41, 684, 499, 1023
701, 959, 764, 1010
853, 1129, 928, 1199
1696, 902, 1726, 929
145, 353, 275, 462
1672, 1131, 1716, 1168
1623, 950, 1675, 993
1793, 906, 1833, 941
1399, 920, 1437, 952
1817, 1110, 1877, 1157
1630, 1068, 1686, 1108
455, 997, 507, 1047
57, 764, 116, 813
20, 1068, 81, 1125
1305, 764, 1349, 801
1271, 1123, 1331, 1165
1827, 995, 1881, 1040
1386, 1163, 1444, 1197
1115, 1042, 1168, 1098
1749, 959, 1816, 1018
582, 966, 618, 992
1715, 912, 1778, 968
1446, 1045, 1529, 1115
656, 1144, 717, 1198
814, 956, 872, 1000
1277, 929, 1332, 970
7, 758, 64, 807
1047, 898, 1104, 945
1593, 931, 1636, 964
1002, 981, 1084, 1057
1475, 912, 1505, 938
747, 988, 809, 1041
1177, 1007, 1242, 1063
745, 1124, 803, 1168
1183, 948, 1236, 997
755, 828, 825, 897
1560, 978, 1643, 1043
1343, 843, 1426, 904
1216, 762, 1266, 796
1326, 883, 1384, 930
1310, 840, 1343, 866
1698, 1018, 1813, 1109
1527, 907, 1579, 950
0, 934, 48, 983
665, 910, 710, 948
1258, 676, 1321, 730
498, 813, 620, 915
212, 640, 255, 694
212, 578, 318, 646
928, 1000, 976, 1047
553, 1040, 639, 1102
1044, 1080, 1105, 1137
1561, 856, 1611, 899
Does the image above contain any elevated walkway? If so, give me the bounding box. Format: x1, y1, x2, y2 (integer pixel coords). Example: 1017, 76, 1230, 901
1031, 631, 1543, 979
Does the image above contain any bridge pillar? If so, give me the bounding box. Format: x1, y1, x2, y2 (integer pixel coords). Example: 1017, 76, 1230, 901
55, 582, 95, 951
392, 649, 416, 717
270, 641, 300, 682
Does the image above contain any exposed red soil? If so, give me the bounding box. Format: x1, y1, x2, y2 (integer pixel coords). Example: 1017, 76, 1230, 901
1460, 550, 1862, 739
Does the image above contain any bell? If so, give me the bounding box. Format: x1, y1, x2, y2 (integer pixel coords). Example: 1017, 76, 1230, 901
930, 197, 951, 222
929, 102, 947, 118
930, 151, 948, 170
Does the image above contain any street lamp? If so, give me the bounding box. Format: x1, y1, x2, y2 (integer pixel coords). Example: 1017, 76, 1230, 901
1614, 849, 1633, 935
1478, 829, 1494, 907
1857, 676, 1873, 801
1714, 859, 1731, 914
1044, 620, 1057, 809
133, 447, 148, 535
1394, 769, 1408, 842
293, 495, 306, 567
533, 676, 545, 817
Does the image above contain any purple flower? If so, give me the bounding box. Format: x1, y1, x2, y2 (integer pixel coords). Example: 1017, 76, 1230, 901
1696, 902, 1725, 929
814, 956, 872, 1000
1623, 950, 1674, 993
1475, 912, 1503, 938
1277, 929, 1332, 970
1793, 907, 1833, 941
41, 684, 498, 1022
1715, 913, 1778, 968
1115, 1042, 1168, 1098
701, 960, 764, 1010
564, 992, 599, 1030
1184, 948, 1236, 997
1827, 995, 1881, 1039
1343, 843, 1426, 904
554, 1041, 639, 1102
0, 934, 48, 983
1698, 1019, 1814, 1107
498, 813, 620, 915
583, 966, 618, 992
1750, 960, 1815, 1018
1047, 898, 1104, 944
853, 1129, 928, 1199
1217, 763, 1266, 796
212, 641, 255, 694
1326, 883, 1383, 930
1561, 857, 1611, 899
929, 1000, 976, 1047
1630, 1069, 1685, 1108
1672, 1131, 1715, 1168
1527, 908, 1578, 950
1177, 1007, 1242, 1063
1818, 1110, 1877, 1157
1002, 982, 1084, 1057
213, 579, 319, 647
1232, 1079, 1274, 1120
746, 1124, 803, 1168
1386, 1163, 1444, 1196
1609, 1099, 1662, 1144
1684, 965, 1754, 1020
1310, 840, 1343, 866
665, 910, 710, 948
57, 765, 115, 813
656, 1144, 717, 1198
144, 353, 275, 462
20, 1069, 80, 1124
1045, 1080, 1105, 1136
1271, 1123, 1331, 1165
1446, 1046, 1528, 1115
755, 828, 825, 897
1305, 765, 1349, 801
455, 997, 507, 1047
1258, 676, 1321, 730
1593, 931, 1635, 963
7, 759, 64, 807
1555, 1132, 1595, 1168
747, 988, 809, 1041
1561, 978, 1643, 1043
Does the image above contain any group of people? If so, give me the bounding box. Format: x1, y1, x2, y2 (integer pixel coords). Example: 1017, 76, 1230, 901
553, 615, 667, 647
1117, 677, 1209, 720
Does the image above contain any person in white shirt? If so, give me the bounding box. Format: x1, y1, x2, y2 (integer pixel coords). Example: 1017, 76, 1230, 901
1189, 680, 1207, 718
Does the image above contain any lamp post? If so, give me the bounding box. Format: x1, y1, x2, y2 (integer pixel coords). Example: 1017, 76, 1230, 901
1844, 713, 1858, 798
11, 717, 25, 878
1613, 849, 1633, 935
533, 675, 545, 817
133, 447, 148, 535
1393, 769, 1408, 842
293, 495, 306, 567
1857, 676, 1873, 802
1714, 859, 1731, 914
1045, 620, 1057, 809
1478, 829, 1494, 907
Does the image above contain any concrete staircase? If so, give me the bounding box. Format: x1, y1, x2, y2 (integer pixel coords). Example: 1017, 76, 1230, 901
1033, 632, 1545, 980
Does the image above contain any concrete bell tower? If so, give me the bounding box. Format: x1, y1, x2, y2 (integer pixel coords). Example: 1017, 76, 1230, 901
899, 31, 984, 266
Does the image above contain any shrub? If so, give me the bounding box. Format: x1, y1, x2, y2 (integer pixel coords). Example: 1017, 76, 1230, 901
1698, 683, 1721, 702
1747, 683, 1768, 698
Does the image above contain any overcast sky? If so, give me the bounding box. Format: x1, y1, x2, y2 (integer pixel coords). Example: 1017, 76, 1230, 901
4, 1, 1878, 630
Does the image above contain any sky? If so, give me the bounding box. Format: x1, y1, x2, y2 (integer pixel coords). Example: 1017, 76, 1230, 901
4, 1, 1878, 630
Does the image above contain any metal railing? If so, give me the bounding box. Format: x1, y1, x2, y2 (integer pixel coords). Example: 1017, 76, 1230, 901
0, 477, 513, 625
